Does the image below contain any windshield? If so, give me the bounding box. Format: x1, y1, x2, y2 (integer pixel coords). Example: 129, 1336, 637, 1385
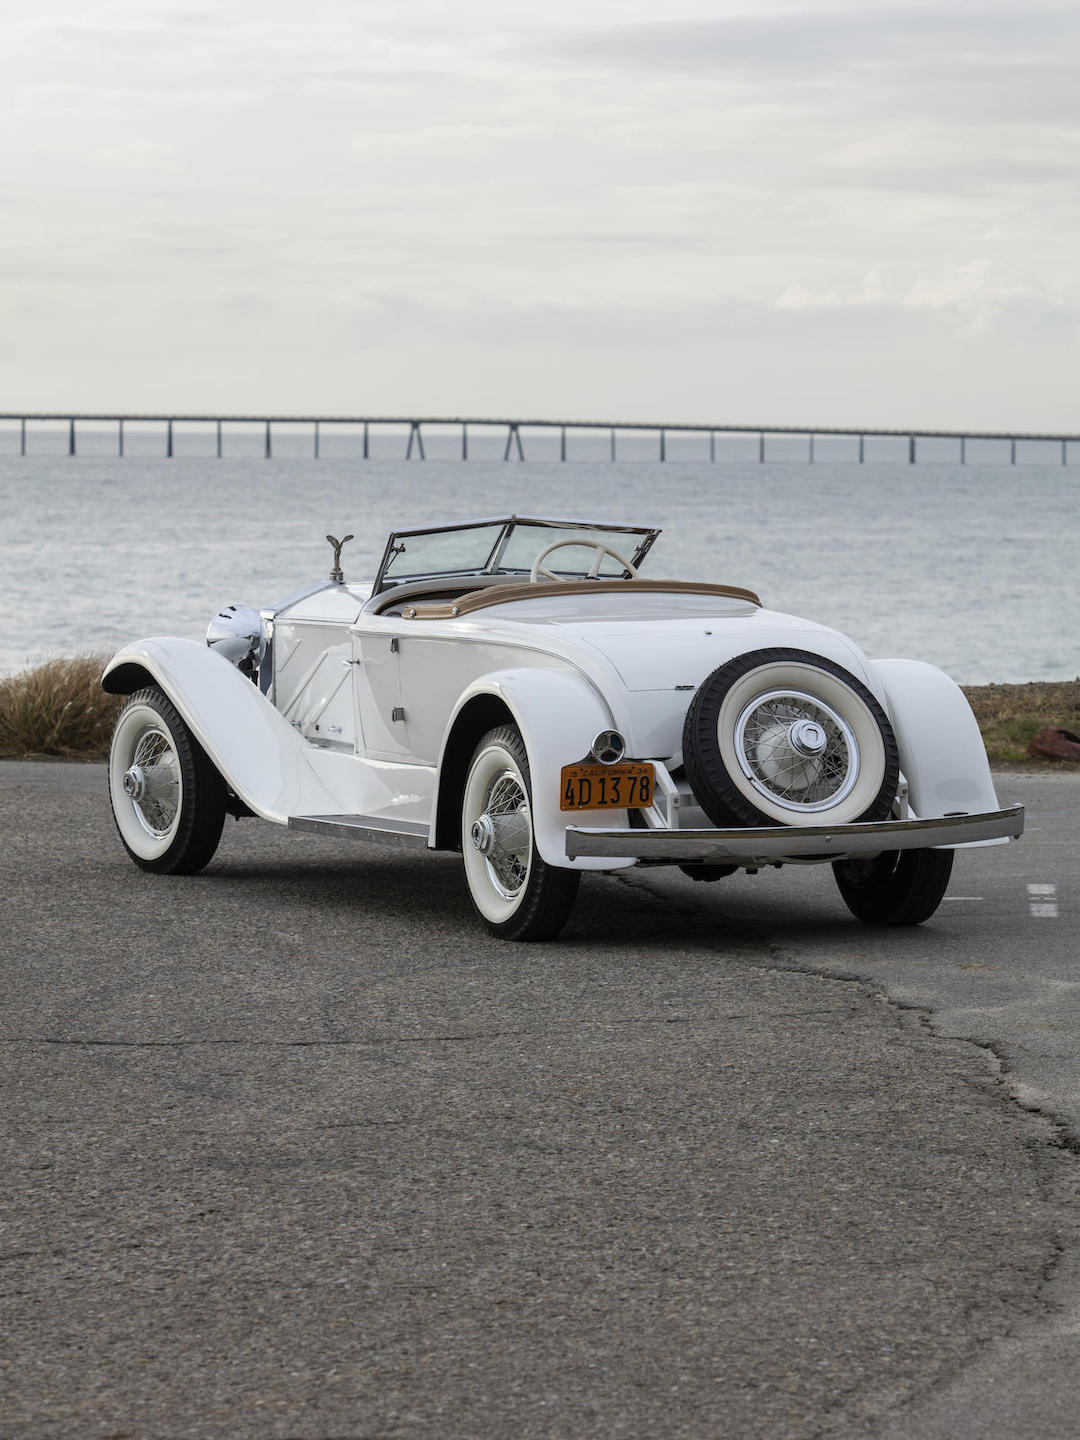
380, 523, 504, 584
374, 515, 660, 591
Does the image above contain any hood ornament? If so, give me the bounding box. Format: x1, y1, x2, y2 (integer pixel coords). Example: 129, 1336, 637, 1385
326, 533, 354, 584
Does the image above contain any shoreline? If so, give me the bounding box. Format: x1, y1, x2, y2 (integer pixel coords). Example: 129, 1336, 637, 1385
1, 659, 1077, 768
960, 677, 1080, 770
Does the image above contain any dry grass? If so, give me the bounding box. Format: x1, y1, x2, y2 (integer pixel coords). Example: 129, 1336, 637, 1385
962, 678, 1080, 769
1, 655, 1078, 769
0, 656, 122, 759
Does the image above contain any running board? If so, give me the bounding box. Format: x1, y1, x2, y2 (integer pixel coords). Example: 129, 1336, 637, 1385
288, 814, 430, 848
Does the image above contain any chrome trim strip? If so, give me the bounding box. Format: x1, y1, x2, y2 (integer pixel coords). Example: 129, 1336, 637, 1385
564, 805, 1024, 862
289, 814, 430, 848
384, 513, 661, 539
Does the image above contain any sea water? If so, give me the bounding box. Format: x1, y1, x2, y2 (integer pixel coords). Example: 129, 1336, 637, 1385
0, 448, 1075, 684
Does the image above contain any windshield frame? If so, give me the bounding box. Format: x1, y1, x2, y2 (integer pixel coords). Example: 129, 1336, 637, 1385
371, 515, 661, 593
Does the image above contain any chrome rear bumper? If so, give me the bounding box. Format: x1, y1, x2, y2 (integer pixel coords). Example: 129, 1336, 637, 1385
564, 804, 1024, 864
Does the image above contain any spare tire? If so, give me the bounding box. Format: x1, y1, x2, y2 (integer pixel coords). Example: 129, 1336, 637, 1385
682, 648, 900, 828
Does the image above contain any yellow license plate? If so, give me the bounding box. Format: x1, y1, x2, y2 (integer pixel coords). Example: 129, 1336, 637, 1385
560, 761, 654, 811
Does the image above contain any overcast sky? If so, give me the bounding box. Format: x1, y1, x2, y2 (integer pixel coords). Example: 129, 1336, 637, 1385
3, 0, 1078, 429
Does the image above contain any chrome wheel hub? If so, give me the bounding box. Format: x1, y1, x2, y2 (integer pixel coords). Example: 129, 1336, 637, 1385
470, 815, 495, 854
123, 765, 147, 801
788, 719, 828, 757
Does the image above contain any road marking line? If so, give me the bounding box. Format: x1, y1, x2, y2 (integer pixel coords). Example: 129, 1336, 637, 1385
1028, 883, 1058, 919
944, 896, 984, 902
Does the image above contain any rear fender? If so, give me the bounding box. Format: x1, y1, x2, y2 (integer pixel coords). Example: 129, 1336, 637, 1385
103, 637, 340, 823
869, 658, 1000, 820
435, 668, 635, 871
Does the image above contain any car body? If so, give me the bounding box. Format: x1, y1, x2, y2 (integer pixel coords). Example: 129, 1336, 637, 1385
102, 514, 1023, 939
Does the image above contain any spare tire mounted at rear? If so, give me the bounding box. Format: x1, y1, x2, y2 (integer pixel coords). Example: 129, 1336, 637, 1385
682, 648, 901, 829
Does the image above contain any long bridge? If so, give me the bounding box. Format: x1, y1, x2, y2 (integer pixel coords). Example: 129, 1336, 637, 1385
2, 412, 1077, 463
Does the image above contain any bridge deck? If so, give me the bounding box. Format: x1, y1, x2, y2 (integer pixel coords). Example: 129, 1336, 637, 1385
1, 413, 1076, 463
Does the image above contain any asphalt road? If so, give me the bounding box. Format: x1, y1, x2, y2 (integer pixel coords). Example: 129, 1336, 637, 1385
1, 763, 1078, 1440
641, 772, 1080, 1137
637, 771, 1080, 1440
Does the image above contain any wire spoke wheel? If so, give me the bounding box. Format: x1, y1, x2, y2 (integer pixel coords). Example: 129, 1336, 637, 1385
126, 727, 182, 837
108, 687, 227, 874
735, 689, 858, 812
461, 725, 579, 940
478, 769, 532, 899
683, 648, 900, 828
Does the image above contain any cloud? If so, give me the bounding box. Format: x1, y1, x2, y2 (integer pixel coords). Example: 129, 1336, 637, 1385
547, 6, 1080, 78
541, 5, 1080, 139
1, 0, 1078, 425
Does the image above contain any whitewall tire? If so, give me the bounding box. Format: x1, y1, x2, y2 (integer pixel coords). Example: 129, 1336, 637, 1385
683, 649, 900, 828
461, 725, 579, 941
108, 687, 226, 874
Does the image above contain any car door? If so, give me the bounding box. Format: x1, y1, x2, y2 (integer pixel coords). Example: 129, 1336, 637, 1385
352, 627, 411, 758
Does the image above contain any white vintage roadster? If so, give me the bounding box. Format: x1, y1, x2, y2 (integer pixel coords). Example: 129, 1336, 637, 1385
103, 515, 1022, 940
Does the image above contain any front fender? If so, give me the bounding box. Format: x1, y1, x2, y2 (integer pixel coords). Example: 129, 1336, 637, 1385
868, 658, 1000, 820
437, 668, 636, 871
103, 638, 341, 823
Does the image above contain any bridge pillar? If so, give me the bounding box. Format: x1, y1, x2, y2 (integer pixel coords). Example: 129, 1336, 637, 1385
503, 423, 524, 461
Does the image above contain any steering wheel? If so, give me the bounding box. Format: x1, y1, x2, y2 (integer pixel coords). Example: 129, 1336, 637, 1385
529, 538, 640, 584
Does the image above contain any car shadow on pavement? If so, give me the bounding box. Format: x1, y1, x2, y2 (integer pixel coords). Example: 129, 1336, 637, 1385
186, 846, 938, 961
154, 821, 965, 968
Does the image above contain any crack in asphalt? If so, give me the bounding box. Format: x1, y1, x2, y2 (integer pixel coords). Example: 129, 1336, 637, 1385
2, 1012, 842, 1049
3, 1033, 530, 1049
619, 864, 1080, 1435
743, 942, 1080, 1437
